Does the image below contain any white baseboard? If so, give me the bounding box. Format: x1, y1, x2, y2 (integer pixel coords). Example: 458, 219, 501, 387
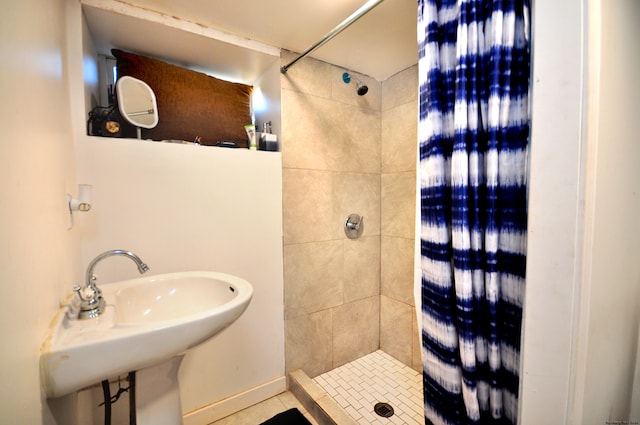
182, 376, 287, 425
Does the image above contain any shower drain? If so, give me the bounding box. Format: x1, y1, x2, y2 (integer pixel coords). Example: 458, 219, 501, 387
373, 402, 394, 418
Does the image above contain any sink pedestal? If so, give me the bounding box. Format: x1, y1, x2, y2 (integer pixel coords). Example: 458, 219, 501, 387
136, 355, 185, 425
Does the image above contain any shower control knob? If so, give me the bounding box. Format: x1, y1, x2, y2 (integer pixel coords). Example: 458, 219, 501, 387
344, 214, 364, 239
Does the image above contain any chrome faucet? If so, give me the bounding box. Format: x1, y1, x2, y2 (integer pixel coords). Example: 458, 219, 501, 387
74, 250, 149, 319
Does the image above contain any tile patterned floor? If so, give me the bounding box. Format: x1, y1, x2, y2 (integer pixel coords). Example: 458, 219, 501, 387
313, 350, 424, 425
209, 391, 318, 425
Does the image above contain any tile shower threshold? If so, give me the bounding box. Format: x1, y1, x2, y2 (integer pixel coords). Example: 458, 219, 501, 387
289, 369, 358, 425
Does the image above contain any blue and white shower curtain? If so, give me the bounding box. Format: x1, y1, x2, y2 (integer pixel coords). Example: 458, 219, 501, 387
417, 0, 530, 424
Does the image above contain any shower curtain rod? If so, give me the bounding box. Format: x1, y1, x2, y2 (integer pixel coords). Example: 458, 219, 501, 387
280, 0, 385, 74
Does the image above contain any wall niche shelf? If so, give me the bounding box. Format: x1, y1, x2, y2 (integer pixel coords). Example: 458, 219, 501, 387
82, 0, 280, 84
81, 0, 283, 147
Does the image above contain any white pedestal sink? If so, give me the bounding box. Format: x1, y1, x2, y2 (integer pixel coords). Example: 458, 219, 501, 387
40, 271, 253, 424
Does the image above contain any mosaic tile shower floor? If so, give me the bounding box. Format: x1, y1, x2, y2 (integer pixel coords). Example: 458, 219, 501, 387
313, 350, 424, 425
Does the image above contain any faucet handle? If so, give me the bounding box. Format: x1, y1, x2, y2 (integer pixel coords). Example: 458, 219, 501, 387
73, 284, 92, 302
73, 284, 84, 300
73, 283, 106, 319
73, 283, 101, 302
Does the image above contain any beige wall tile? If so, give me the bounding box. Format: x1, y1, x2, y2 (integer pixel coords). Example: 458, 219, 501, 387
380, 295, 413, 366
338, 104, 381, 174
382, 100, 417, 173
381, 236, 415, 305
282, 89, 381, 173
381, 171, 416, 238
283, 169, 381, 244
282, 90, 346, 171
283, 168, 335, 245
343, 236, 381, 303
284, 240, 344, 319
281, 53, 419, 375
332, 296, 380, 368
281, 50, 333, 98
285, 310, 333, 377
332, 172, 380, 239
382, 65, 418, 111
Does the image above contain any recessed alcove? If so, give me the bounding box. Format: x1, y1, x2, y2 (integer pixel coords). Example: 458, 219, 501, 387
80, 0, 282, 144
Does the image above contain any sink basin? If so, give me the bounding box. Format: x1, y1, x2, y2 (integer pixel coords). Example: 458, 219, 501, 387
40, 271, 253, 398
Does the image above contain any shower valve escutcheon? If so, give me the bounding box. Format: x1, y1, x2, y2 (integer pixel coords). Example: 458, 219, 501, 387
344, 214, 364, 239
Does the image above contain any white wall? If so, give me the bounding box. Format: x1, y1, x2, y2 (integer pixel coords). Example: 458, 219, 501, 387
574, 0, 640, 422
522, 0, 640, 423
0, 0, 81, 424
75, 138, 285, 416
520, 0, 587, 422
253, 59, 283, 141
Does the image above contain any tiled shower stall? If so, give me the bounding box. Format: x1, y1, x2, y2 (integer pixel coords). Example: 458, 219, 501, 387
280, 50, 421, 382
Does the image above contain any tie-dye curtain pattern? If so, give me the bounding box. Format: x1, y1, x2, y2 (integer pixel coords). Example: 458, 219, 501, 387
417, 0, 530, 424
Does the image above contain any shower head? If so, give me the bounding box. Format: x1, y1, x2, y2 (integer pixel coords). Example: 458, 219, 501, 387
356, 83, 368, 96
342, 72, 368, 96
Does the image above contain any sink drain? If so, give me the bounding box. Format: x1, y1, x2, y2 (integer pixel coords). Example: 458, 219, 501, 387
374, 402, 394, 418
